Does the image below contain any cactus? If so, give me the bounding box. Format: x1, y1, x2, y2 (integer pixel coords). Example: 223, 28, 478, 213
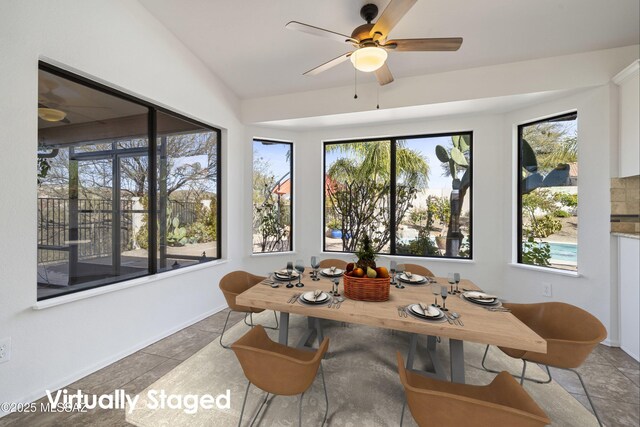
435, 134, 471, 257
166, 215, 187, 246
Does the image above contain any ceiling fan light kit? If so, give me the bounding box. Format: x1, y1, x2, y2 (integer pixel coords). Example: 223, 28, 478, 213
350, 46, 388, 72
38, 107, 67, 122
286, 0, 462, 86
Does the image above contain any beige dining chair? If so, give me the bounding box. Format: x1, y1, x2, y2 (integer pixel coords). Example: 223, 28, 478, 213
318, 258, 348, 270
232, 325, 330, 426
481, 302, 607, 426
397, 263, 434, 277
218, 271, 278, 349
397, 352, 550, 426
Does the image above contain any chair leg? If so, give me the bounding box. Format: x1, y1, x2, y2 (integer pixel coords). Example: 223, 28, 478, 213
298, 391, 305, 427
399, 400, 406, 427
248, 392, 269, 427
237, 381, 251, 427
244, 311, 278, 330
520, 359, 528, 385
568, 368, 604, 427
320, 363, 329, 426
219, 311, 233, 349
483, 345, 553, 384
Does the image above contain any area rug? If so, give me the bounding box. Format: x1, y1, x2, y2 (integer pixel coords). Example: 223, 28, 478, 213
126, 311, 598, 426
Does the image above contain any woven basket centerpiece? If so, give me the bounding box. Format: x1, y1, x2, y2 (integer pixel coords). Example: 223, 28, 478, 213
343, 235, 390, 302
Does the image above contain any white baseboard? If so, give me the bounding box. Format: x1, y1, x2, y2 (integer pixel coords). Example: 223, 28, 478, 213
602, 338, 621, 347
0, 303, 229, 418
620, 345, 640, 362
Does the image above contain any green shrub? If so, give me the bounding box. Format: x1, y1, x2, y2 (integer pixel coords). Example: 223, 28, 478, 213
553, 209, 570, 218
522, 237, 551, 266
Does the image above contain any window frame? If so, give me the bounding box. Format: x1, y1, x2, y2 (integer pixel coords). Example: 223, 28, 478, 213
37, 61, 222, 301
516, 111, 577, 270
322, 131, 473, 260
251, 138, 294, 254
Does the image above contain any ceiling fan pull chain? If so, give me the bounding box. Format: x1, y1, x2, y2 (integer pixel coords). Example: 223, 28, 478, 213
376, 85, 380, 109
353, 65, 358, 99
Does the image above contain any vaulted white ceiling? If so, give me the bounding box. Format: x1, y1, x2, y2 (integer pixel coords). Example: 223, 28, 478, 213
139, 0, 639, 100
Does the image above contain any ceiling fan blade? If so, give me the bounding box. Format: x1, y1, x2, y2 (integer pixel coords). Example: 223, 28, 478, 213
375, 63, 394, 86
385, 37, 463, 51
370, 0, 417, 40
304, 52, 352, 76
286, 21, 358, 44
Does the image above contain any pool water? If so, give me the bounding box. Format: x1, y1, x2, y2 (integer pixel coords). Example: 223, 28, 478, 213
547, 242, 577, 262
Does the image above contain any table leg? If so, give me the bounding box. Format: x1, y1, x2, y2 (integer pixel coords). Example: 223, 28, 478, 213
406, 334, 418, 370
449, 339, 465, 383
278, 312, 289, 345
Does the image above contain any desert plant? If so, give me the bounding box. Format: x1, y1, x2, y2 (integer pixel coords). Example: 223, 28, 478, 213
521, 236, 551, 266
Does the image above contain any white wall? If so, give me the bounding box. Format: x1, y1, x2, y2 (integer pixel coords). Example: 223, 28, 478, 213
0, 0, 248, 409
614, 61, 640, 177
501, 87, 620, 345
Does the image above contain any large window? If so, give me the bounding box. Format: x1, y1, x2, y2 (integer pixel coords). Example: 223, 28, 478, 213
252, 139, 293, 253
324, 132, 472, 259
517, 112, 577, 271
37, 63, 221, 300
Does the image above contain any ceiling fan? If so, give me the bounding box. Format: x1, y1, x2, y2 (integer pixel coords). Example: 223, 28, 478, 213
286, 0, 463, 85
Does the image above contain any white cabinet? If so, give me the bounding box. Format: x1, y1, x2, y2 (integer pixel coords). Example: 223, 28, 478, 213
619, 236, 640, 361
613, 60, 639, 178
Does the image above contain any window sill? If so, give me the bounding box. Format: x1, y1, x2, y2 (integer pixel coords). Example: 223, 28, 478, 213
509, 263, 581, 278
32, 259, 229, 310
321, 252, 475, 264
251, 251, 296, 258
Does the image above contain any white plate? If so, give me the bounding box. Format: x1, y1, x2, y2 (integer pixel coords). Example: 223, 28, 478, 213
398, 273, 427, 284
461, 293, 501, 306
408, 304, 443, 319
299, 291, 330, 304
274, 270, 299, 278
320, 268, 343, 276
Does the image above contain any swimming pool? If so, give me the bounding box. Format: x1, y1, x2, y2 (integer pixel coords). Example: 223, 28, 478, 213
548, 242, 577, 262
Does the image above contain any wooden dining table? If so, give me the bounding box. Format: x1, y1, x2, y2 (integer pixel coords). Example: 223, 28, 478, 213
236, 271, 546, 384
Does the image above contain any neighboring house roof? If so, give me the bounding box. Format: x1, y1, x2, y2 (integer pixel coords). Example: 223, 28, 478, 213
568, 162, 578, 177
272, 178, 290, 195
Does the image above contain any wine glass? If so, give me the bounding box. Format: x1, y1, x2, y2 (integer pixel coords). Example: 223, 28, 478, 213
395, 265, 405, 289
310, 256, 320, 281
295, 259, 305, 288
440, 286, 449, 311
286, 261, 294, 288
454, 272, 461, 294
432, 285, 440, 307
390, 261, 397, 286
447, 273, 455, 294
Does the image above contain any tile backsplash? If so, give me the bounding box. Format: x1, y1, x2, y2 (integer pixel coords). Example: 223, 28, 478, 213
611, 175, 640, 234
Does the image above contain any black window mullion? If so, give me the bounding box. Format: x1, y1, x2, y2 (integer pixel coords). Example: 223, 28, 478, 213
148, 109, 158, 274
389, 139, 397, 255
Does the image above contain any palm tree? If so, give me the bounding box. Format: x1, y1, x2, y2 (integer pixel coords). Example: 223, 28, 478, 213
325, 140, 429, 252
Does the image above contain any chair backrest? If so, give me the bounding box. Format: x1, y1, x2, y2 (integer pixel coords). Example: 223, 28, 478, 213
397, 263, 434, 277
219, 271, 265, 312
319, 258, 348, 270
504, 302, 607, 368
396, 353, 549, 427
232, 325, 329, 396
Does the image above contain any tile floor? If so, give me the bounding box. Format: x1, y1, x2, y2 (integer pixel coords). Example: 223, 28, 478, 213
0, 308, 638, 426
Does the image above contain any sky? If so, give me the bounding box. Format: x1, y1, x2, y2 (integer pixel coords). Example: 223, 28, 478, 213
254, 140, 291, 182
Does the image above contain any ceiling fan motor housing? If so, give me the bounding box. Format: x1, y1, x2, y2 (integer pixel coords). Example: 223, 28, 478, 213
360, 3, 379, 23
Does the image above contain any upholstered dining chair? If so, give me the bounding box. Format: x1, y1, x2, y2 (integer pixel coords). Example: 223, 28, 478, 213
397, 263, 434, 277
397, 353, 550, 427
232, 325, 330, 426
318, 258, 348, 270
481, 302, 607, 426
218, 271, 278, 349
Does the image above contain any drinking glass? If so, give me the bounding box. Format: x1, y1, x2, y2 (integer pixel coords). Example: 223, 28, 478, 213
390, 261, 397, 285
286, 261, 294, 288
310, 256, 320, 281
432, 285, 440, 307
448, 273, 455, 294
395, 265, 405, 289
295, 259, 305, 288
440, 286, 449, 311
454, 272, 461, 293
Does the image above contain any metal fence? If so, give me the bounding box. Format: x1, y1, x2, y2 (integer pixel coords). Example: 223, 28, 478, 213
38, 198, 199, 264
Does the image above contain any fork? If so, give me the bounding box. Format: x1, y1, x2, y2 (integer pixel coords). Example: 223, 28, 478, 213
397, 305, 407, 318
288, 293, 300, 304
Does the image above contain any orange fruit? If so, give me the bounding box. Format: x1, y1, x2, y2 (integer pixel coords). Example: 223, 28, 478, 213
375, 267, 389, 278
353, 268, 364, 278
